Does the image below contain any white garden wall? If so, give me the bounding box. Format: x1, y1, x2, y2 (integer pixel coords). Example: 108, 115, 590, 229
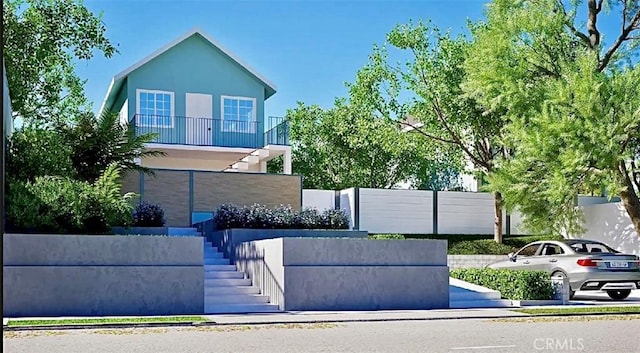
302, 189, 335, 211
358, 188, 433, 234
568, 202, 639, 255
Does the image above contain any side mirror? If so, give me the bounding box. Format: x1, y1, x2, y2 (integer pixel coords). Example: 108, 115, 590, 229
508, 252, 517, 262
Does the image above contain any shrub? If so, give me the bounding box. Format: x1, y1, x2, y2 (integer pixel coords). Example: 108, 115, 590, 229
212, 204, 350, 230
6, 164, 135, 234
449, 239, 513, 255
368, 233, 405, 239
450, 268, 554, 300
132, 202, 166, 227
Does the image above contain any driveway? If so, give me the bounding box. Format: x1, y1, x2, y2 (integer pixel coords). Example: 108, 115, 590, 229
572, 289, 640, 304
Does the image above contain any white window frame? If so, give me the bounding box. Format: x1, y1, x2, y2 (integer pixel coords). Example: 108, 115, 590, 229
220, 95, 257, 133
136, 89, 175, 128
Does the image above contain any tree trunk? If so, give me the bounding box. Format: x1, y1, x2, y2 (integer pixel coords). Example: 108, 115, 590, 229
618, 165, 640, 236
494, 191, 504, 243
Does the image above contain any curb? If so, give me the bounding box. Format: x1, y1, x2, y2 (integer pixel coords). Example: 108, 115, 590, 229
3, 311, 640, 331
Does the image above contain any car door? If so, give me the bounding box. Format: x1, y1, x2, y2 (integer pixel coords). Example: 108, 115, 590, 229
530, 243, 564, 272
508, 243, 543, 270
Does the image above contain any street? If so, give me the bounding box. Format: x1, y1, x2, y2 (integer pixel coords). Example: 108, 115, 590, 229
4, 315, 640, 353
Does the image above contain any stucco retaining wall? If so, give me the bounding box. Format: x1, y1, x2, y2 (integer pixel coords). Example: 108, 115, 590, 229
211, 228, 368, 261
447, 255, 506, 269
3, 234, 204, 317
235, 238, 449, 311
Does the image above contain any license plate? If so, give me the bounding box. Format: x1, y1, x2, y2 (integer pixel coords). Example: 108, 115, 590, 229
609, 261, 629, 268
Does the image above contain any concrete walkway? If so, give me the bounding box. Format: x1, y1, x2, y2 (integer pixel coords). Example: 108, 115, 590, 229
5, 302, 640, 329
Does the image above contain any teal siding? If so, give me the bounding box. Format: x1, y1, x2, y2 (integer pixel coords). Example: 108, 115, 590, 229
126, 34, 266, 148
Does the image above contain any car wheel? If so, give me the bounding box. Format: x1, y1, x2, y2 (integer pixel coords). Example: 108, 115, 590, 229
606, 290, 631, 301
552, 271, 575, 299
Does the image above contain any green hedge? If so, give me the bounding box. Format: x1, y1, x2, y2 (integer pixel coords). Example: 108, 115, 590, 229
404, 234, 565, 255
450, 268, 554, 300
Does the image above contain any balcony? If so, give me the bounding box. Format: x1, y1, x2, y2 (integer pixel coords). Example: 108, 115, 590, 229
130, 115, 289, 149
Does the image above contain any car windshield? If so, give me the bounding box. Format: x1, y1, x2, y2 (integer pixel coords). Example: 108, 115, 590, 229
566, 241, 619, 254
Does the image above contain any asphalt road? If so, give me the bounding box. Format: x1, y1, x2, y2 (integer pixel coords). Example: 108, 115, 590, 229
4, 315, 640, 353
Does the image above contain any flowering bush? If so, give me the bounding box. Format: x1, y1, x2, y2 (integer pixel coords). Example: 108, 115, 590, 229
212, 204, 349, 230
132, 202, 166, 227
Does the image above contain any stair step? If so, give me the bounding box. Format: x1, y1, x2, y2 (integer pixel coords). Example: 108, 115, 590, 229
204, 251, 224, 259
205, 294, 270, 304
205, 258, 231, 265
205, 278, 252, 287
205, 271, 244, 279
204, 304, 281, 314
205, 286, 260, 295
168, 228, 200, 236
205, 265, 236, 271
449, 299, 514, 308
204, 246, 219, 252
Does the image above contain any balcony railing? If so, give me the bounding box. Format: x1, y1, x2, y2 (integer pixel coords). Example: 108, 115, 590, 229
129, 114, 289, 149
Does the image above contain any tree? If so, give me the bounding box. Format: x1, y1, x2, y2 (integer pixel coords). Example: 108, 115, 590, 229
284, 101, 449, 190
464, 0, 640, 236
2, 0, 117, 125
60, 110, 165, 182
348, 21, 508, 242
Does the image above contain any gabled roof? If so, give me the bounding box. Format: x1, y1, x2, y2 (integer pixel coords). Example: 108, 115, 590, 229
99, 27, 277, 115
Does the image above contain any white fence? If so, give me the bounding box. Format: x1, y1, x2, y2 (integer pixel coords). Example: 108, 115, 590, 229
301, 188, 638, 253
568, 202, 639, 255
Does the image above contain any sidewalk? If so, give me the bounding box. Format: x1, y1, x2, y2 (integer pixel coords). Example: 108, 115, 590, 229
4, 303, 640, 330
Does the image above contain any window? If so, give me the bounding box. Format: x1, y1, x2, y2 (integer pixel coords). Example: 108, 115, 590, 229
221, 96, 256, 133
137, 89, 174, 128
517, 244, 541, 257
541, 244, 564, 256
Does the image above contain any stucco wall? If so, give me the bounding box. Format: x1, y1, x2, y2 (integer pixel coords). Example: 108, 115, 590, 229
3, 234, 204, 317
568, 202, 639, 255
236, 238, 450, 311
447, 255, 506, 269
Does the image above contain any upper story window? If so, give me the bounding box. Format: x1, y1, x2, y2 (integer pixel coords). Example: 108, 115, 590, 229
221, 96, 256, 133
137, 89, 174, 128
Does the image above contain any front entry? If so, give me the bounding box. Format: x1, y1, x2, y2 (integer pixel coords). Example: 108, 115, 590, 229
185, 93, 213, 146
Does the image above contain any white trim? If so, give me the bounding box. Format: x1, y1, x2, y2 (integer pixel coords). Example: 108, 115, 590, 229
220, 95, 257, 133
135, 89, 175, 128
112, 27, 277, 92
145, 143, 255, 154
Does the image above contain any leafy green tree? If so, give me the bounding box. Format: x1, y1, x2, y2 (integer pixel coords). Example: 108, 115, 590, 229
2, 0, 117, 125
347, 21, 507, 242
282, 101, 454, 190
60, 111, 166, 182
464, 0, 640, 236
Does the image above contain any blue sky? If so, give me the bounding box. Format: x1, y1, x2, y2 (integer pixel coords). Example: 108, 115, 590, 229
78, 0, 488, 118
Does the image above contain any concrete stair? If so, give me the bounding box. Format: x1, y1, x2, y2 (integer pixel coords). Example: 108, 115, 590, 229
202, 238, 280, 314
449, 278, 514, 308
167, 227, 201, 236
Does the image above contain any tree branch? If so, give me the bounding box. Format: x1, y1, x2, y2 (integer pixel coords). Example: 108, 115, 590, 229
598, 10, 640, 71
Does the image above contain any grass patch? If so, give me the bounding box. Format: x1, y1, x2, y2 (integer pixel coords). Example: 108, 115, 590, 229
513, 306, 640, 315
7, 316, 208, 327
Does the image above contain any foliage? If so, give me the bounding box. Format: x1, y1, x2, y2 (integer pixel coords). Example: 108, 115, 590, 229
285, 101, 454, 190
2, 0, 117, 125
132, 202, 166, 227
6, 126, 75, 182
464, 0, 640, 236
60, 110, 165, 182
212, 204, 350, 230
404, 234, 564, 255
6, 164, 136, 234
450, 268, 554, 300
347, 20, 508, 242
368, 233, 405, 239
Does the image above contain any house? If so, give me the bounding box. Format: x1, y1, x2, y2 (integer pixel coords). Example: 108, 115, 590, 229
99, 28, 291, 174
